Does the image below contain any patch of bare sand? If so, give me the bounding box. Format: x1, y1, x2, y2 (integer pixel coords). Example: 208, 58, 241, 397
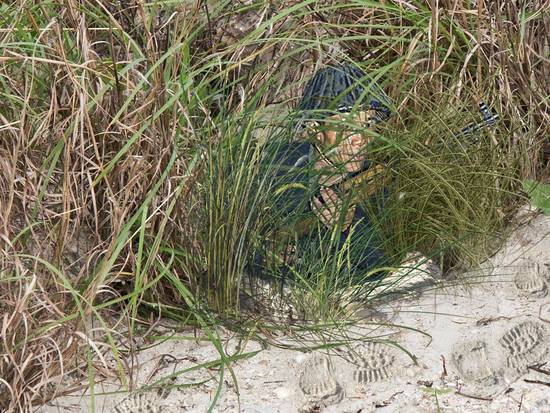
41, 211, 550, 413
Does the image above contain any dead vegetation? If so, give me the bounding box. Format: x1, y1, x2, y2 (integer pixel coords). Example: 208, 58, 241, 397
0, 0, 548, 411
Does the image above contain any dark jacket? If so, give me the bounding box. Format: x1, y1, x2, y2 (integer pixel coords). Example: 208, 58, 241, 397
253, 139, 387, 281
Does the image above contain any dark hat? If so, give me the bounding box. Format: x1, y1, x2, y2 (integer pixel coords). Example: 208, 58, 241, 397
298, 65, 392, 124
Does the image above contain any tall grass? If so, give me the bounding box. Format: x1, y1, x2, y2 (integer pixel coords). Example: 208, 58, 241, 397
0, 0, 548, 410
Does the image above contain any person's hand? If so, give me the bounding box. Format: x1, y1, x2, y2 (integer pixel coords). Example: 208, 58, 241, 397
311, 187, 355, 231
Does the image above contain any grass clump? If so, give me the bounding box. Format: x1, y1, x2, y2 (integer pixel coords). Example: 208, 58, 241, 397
0, 0, 548, 411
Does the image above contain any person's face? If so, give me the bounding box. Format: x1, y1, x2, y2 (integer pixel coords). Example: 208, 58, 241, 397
315, 111, 375, 173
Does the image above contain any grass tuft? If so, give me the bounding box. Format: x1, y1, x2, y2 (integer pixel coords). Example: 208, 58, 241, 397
0, 0, 548, 410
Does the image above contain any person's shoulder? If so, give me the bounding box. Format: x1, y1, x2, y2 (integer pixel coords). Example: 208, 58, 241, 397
272, 140, 312, 169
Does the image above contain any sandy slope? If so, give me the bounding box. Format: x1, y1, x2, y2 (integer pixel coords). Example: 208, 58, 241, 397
41, 211, 550, 413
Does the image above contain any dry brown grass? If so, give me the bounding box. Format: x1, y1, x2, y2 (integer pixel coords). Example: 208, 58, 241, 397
0, 0, 548, 411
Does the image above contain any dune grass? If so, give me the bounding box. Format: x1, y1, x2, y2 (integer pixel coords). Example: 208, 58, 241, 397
0, 0, 548, 410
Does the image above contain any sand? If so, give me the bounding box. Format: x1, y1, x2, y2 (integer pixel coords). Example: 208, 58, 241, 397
40, 209, 550, 413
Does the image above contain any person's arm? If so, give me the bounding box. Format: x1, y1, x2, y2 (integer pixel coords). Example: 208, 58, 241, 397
311, 187, 355, 232
310, 164, 386, 232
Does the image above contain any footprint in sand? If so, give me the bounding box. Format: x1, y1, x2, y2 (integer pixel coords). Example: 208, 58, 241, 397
347, 342, 400, 384
513, 260, 548, 297
452, 340, 500, 386
298, 353, 343, 410
112, 392, 160, 413
499, 320, 550, 373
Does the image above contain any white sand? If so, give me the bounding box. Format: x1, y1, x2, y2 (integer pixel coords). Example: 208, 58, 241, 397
41, 210, 550, 413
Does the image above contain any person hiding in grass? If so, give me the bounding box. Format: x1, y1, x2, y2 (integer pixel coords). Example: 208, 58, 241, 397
256, 64, 392, 282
